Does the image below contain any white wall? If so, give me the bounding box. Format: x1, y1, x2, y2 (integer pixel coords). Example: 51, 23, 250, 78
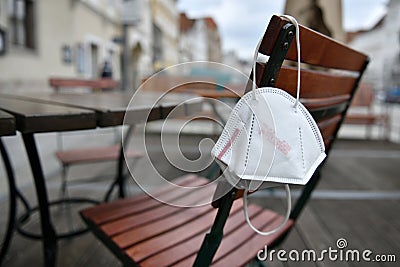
349, 0, 400, 90
0, 0, 122, 90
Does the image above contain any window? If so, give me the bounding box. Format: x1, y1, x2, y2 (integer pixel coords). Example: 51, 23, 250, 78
76, 43, 85, 74
7, 0, 35, 49
152, 23, 163, 65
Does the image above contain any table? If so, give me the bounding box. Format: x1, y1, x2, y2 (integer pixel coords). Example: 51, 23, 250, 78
0, 91, 202, 267
0, 110, 16, 266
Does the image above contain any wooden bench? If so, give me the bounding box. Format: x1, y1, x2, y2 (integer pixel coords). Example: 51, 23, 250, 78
80, 15, 369, 266
344, 83, 389, 139
49, 77, 119, 92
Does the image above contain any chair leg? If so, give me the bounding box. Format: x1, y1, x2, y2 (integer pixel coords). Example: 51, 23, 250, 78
0, 139, 17, 266
59, 165, 69, 199
193, 188, 237, 267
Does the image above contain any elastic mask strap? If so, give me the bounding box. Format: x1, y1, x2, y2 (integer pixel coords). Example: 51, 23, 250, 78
280, 15, 301, 109
243, 184, 291, 236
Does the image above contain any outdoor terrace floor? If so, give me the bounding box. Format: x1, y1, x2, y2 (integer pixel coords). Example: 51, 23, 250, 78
0, 137, 399, 266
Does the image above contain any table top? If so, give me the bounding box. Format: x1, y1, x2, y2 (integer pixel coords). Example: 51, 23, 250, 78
0, 96, 97, 133
0, 91, 202, 132
0, 110, 16, 136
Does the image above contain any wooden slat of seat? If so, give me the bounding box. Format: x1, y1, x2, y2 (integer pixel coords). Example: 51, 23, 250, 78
101, 182, 216, 236
124, 200, 244, 262
140, 205, 263, 267
211, 217, 295, 267
82, 175, 209, 224
89, 182, 209, 225
174, 215, 294, 267
55, 145, 143, 165
174, 211, 285, 267
113, 205, 214, 249
212, 210, 279, 261
81, 175, 201, 217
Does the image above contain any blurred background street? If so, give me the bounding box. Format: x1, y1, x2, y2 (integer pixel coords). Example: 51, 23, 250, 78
0, 0, 399, 266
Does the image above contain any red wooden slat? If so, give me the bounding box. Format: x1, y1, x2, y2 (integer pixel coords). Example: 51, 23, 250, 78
101, 183, 216, 236
55, 145, 142, 164
213, 210, 279, 261
212, 218, 294, 267
49, 77, 118, 89
124, 200, 243, 262
259, 15, 368, 71
255, 64, 358, 98
81, 175, 207, 222
318, 114, 342, 142
139, 205, 263, 267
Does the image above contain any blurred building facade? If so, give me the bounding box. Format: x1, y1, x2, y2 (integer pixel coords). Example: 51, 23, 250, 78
150, 0, 179, 70
284, 0, 345, 41
0, 0, 182, 91
179, 13, 222, 63
347, 0, 400, 91
0, 0, 123, 91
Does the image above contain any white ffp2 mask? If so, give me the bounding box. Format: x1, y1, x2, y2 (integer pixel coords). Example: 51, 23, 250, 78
211, 15, 326, 235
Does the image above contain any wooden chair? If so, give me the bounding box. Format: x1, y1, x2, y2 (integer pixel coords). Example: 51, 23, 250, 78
48, 77, 143, 200
80, 15, 369, 266
344, 83, 389, 139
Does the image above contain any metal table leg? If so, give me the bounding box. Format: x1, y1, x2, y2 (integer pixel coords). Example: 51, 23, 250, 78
104, 125, 134, 202
0, 139, 17, 266
22, 133, 57, 267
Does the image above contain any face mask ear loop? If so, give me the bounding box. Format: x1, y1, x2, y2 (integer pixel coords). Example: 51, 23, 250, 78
252, 37, 263, 101
281, 15, 301, 110
243, 184, 291, 236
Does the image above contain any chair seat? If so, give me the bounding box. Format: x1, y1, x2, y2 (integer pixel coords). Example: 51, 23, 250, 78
55, 145, 143, 165
80, 175, 293, 267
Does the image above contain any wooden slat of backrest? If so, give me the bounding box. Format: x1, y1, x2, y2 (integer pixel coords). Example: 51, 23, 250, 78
125, 200, 244, 262
259, 15, 368, 71
317, 115, 342, 151
139, 205, 263, 267
256, 64, 358, 98
173, 214, 290, 267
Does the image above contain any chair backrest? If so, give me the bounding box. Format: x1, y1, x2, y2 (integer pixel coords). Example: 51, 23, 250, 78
251, 15, 369, 218
196, 15, 369, 266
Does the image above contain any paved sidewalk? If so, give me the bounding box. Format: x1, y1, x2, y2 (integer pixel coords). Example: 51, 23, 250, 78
0, 136, 399, 266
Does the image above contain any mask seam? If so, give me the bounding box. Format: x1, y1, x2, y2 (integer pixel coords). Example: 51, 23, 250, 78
244, 113, 255, 169
299, 127, 306, 169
